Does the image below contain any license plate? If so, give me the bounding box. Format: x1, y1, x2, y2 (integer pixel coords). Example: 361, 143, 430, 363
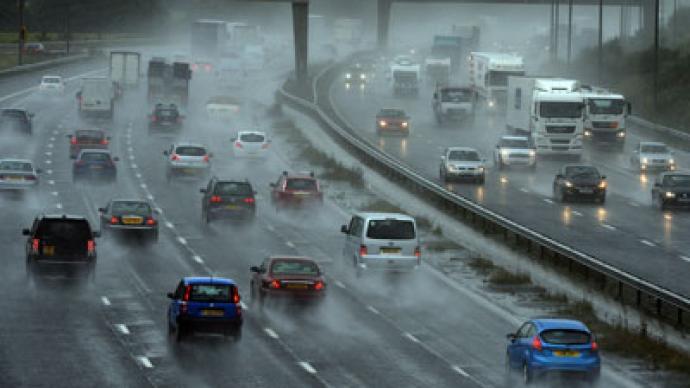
225, 205, 238, 210
8, 176, 23, 181
294, 192, 311, 196
579, 188, 593, 194
182, 168, 195, 173
91, 165, 103, 170
122, 217, 143, 225
554, 350, 580, 357
380, 247, 401, 254
285, 283, 308, 290
201, 309, 225, 317
43, 245, 55, 256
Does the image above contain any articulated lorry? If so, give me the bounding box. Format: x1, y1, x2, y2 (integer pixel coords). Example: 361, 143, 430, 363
391, 59, 421, 96
469, 52, 525, 111
147, 58, 191, 106
581, 86, 631, 147
430, 25, 479, 74
432, 84, 475, 124
506, 77, 584, 158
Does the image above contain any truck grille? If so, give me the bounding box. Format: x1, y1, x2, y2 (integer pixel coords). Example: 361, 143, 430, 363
550, 139, 571, 145
592, 121, 616, 129
546, 126, 576, 134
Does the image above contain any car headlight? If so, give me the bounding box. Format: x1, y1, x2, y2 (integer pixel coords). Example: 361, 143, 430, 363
665, 191, 676, 198
378, 120, 387, 127
528, 150, 536, 157
598, 180, 607, 189
564, 180, 573, 188
488, 100, 495, 108
360, 73, 366, 80
447, 164, 457, 171
478, 167, 485, 173
668, 158, 675, 165
401, 121, 408, 128
617, 131, 626, 138
345, 73, 352, 79
641, 157, 648, 164
584, 130, 592, 137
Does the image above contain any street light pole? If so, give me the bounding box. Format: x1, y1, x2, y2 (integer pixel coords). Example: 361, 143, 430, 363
597, 0, 603, 85
567, 0, 573, 65
18, 0, 25, 66
653, 0, 659, 113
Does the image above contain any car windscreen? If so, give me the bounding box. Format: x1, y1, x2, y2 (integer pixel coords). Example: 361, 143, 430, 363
587, 98, 625, 115
540, 102, 582, 118
640, 144, 668, 154
448, 150, 480, 161
42, 77, 61, 84
379, 109, 405, 118
270, 260, 320, 276
1, 110, 27, 120
663, 175, 690, 187
111, 201, 151, 215
214, 182, 253, 196
80, 153, 111, 162
239, 133, 265, 143
366, 219, 416, 240
36, 220, 91, 240
0, 161, 32, 171
441, 89, 473, 102
500, 139, 529, 148
565, 166, 599, 178
286, 178, 317, 191
189, 284, 234, 302
175, 146, 207, 156
540, 329, 591, 345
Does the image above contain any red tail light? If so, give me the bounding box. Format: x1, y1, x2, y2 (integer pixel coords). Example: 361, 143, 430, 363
232, 288, 240, 303
145, 217, 156, 225
100, 139, 109, 145
414, 246, 421, 258
191, 63, 198, 71
70, 137, 77, 145
243, 197, 255, 204
269, 279, 281, 289
32, 238, 40, 253
171, 154, 180, 161
110, 216, 119, 224
235, 141, 243, 148
359, 245, 368, 256
183, 285, 191, 301
591, 341, 599, 351
25, 175, 36, 181
204, 64, 212, 72
261, 143, 269, 149
87, 239, 95, 253
203, 155, 210, 162
531, 336, 543, 351
151, 115, 157, 123
314, 281, 324, 291
210, 195, 222, 203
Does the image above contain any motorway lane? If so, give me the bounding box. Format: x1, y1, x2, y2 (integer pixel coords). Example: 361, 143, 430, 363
330, 66, 690, 299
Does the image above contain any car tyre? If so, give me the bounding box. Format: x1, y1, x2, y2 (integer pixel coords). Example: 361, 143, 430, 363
522, 363, 533, 385
658, 196, 667, 211
175, 323, 186, 342
440, 167, 447, 182
497, 158, 504, 170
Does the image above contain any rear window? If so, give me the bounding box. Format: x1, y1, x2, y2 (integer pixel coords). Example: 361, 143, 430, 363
366, 219, 416, 240
286, 178, 317, 191
111, 201, 151, 215
214, 182, 253, 196
36, 220, 91, 240
0, 161, 32, 171
175, 146, 207, 156
540, 329, 591, 345
156, 109, 178, 118
239, 133, 265, 143
189, 284, 234, 302
76, 131, 104, 141
80, 153, 110, 162
270, 260, 320, 276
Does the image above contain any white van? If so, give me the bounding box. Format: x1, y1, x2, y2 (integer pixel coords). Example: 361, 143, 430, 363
341, 212, 421, 275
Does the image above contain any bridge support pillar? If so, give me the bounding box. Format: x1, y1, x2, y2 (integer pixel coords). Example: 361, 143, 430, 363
640, 0, 655, 44
292, 0, 309, 84
377, 0, 392, 51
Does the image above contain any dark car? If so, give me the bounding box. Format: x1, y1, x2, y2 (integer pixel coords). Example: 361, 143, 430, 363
652, 171, 690, 210
552, 165, 607, 203
344, 64, 368, 85
73, 150, 118, 182
149, 103, 183, 130
99, 199, 158, 241
68, 129, 110, 159
23, 214, 99, 277
376, 108, 410, 135
270, 171, 323, 210
0, 109, 33, 135
250, 256, 325, 305
201, 177, 256, 223
167, 277, 243, 342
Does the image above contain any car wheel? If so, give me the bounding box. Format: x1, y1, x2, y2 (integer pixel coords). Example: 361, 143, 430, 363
440, 167, 447, 182
150, 230, 159, 243
598, 195, 606, 204
658, 196, 667, 211
175, 323, 186, 342
478, 175, 485, 184
498, 159, 504, 170
522, 363, 533, 385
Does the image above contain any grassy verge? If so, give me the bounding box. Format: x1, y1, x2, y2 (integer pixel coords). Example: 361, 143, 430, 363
0, 32, 143, 44
0, 52, 65, 71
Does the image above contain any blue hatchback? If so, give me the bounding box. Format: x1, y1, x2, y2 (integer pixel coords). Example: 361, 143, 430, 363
506, 318, 600, 384
167, 277, 243, 341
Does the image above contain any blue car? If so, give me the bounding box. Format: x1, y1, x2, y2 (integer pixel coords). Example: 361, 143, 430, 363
167, 277, 243, 341
506, 318, 600, 384
72, 149, 118, 182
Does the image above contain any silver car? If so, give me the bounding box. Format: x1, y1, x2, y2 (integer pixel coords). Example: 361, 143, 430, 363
494, 135, 536, 169
440, 147, 486, 183
163, 142, 212, 181
231, 131, 270, 158
0, 159, 40, 190
341, 212, 421, 276
631, 142, 675, 171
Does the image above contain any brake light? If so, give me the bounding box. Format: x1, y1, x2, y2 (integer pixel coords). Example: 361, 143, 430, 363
32, 238, 40, 253
269, 279, 281, 289
145, 217, 156, 225
314, 281, 324, 291
235, 141, 243, 148
87, 239, 95, 253
183, 285, 191, 301
171, 154, 180, 161
531, 336, 543, 351
232, 288, 240, 303
110, 216, 119, 224
414, 246, 421, 258
591, 341, 599, 352
243, 197, 255, 204
205, 64, 212, 72
359, 245, 368, 256
210, 195, 222, 203
261, 143, 269, 149
70, 137, 77, 145
151, 115, 157, 123
100, 139, 109, 145
203, 155, 210, 162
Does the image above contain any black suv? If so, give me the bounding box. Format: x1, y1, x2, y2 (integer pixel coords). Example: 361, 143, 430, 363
23, 214, 99, 276
200, 177, 256, 223
148, 103, 183, 130
0, 109, 33, 135
652, 171, 690, 210
553, 165, 607, 203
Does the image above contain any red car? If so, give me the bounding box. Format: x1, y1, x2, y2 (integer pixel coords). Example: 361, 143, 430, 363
249, 256, 325, 305
67, 129, 110, 159
376, 108, 410, 135
270, 171, 323, 209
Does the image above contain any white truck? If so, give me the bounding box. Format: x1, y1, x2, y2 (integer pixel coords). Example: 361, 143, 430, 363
391, 59, 421, 96
425, 56, 451, 85
506, 77, 584, 157
580, 87, 631, 147
77, 77, 114, 119
432, 85, 475, 124
469, 52, 525, 111
109, 51, 141, 89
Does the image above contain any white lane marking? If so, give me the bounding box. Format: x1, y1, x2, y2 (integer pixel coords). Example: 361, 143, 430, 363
155, 207, 163, 214
543, 198, 554, 204
49, 137, 55, 142
177, 236, 187, 245
452, 365, 470, 377
404, 332, 420, 343
45, 160, 52, 165
45, 151, 52, 156
264, 328, 279, 339
334, 280, 346, 289
140, 183, 147, 189
101, 296, 111, 306
114, 324, 130, 335
572, 210, 583, 217
640, 239, 655, 247
126, 133, 132, 138
51, 191, 58, 196
519, 188, 529, 193
146, 194, 154, 201
46, 143, 53, 148
286, 241, 295, 248
136, 356, 153, 369
128, 147, 134, 152
681, 256, 690, 263
165, 221, 174, 229
135, 173, 142, 179
55, 203, 63, 209
46, 169, 53, 175
53, 129, 60, 134
629, 201, 641, 207
366, 305, 380, 315
240, 301, 248, 310
601, 224, 616, 231
48, 180, 55, 185
131, 163, 138, 169
298, 361, 317, 375
266, 224, 275, 232
128, 155, 135, 161
192, 255, 204, 264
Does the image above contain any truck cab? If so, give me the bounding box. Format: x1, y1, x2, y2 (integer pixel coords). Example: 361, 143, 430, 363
581, 88, 630, 147
469, 52, 525, 111
390, 57, 420, 96
432, 85, 475, 124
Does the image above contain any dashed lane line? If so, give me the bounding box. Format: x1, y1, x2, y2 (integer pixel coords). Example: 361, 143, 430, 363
192, 255, 204, 264
101, 296, 111, 306
680, 256, 690, 263
404, 332, 420, 343
136, 356, 153, 369
366, 305, 380, 315
114, 324, 130, 335
601, 224, 616, 231
264, 328, 279, 339
298, 361, 317, 375
572, 210, 583, 217
177, 236, 187, 245
165, 221, 174, 229
640, 239, 655, 247
334, 280, 346, 289
286, 241, 295, 248
543, 198, 554, 204
452, 365, 470, 377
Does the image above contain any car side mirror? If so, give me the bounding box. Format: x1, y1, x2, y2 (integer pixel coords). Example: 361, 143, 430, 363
35, 168, 43, 174
654, 182, 661, 187
506, 333, 516, 342
112, 157, 119, 162
163, 150, 169, 156
22, 228, 30, 236
166, 292, 175, 299
556, 174, 563, 179
93, 231, 101, 238
98, 207, 105, 213
340, 225, 349, 234
601, 175, 607, 180
200, 188, 207, 193
250, 266, 260, 273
